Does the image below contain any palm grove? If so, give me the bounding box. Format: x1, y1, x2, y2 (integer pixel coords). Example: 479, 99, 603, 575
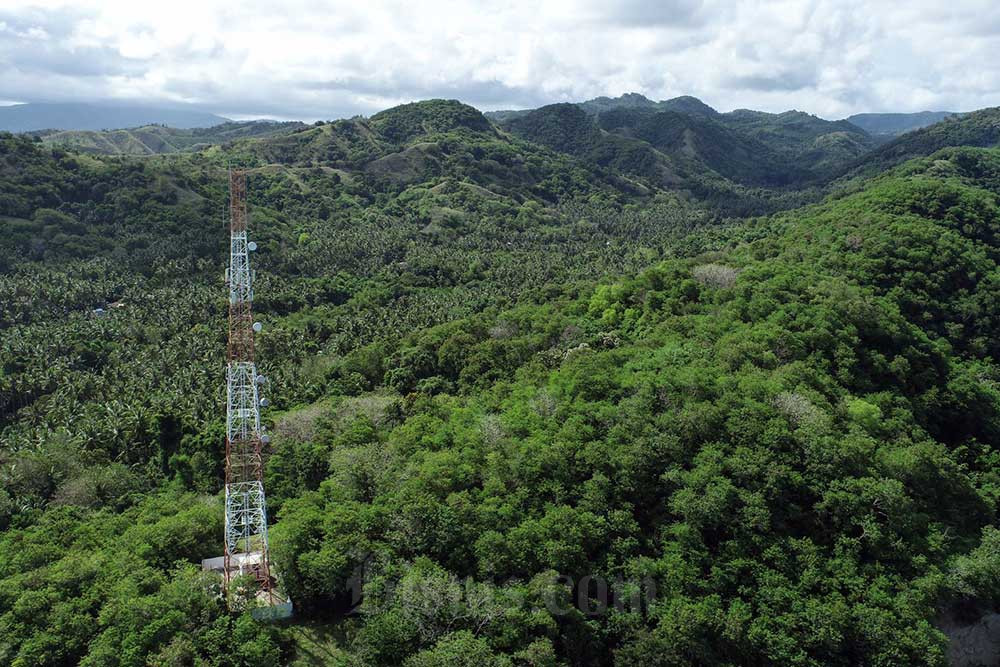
2, 97, 1000, 666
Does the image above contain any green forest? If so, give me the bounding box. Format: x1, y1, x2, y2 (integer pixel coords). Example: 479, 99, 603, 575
3, 98, 1000, 666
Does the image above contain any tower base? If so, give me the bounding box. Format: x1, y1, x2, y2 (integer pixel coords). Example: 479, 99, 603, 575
202, 554, 294, 620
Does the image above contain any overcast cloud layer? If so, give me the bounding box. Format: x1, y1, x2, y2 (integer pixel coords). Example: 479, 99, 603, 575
0, 0, 998, 120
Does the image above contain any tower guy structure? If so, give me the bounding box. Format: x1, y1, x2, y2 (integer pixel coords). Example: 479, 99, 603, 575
223, 167, 273, 597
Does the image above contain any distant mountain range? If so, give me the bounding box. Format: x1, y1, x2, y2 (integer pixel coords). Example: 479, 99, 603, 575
22, 94, 988, 221
169, 97, 992, 221
1, 96, 963, 143
0, 102, 230, 132
487, 93, 959, 139
845, 111, 961, 137
3, 96, 982, 202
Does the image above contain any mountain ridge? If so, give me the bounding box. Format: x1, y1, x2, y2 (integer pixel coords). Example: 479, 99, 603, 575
488, 93, 971, 140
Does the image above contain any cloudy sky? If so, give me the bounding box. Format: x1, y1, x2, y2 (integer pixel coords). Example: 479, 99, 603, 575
0, 0, 998, 120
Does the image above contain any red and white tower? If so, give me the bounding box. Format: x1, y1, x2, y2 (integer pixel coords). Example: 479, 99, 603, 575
223, 168, 273, 595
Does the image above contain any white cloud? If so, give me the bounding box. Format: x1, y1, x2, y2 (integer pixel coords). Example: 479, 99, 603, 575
0, 0, 997, 119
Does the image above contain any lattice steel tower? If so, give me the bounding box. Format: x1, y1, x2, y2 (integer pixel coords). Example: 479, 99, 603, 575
224, 167, 273, 597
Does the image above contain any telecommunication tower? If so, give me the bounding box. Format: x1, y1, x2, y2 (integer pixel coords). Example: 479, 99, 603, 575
223, 167, 274, 598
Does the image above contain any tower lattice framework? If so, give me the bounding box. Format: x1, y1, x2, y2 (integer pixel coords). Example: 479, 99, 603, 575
224, 168, 272, 595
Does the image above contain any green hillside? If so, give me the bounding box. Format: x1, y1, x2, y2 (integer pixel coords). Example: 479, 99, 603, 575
492, 95, 876, 191
499, 101, 871, 214
2, 100, 1000, 666
502, 103, 751, 208
596, 108, 802, 186
718, 109, 876, 172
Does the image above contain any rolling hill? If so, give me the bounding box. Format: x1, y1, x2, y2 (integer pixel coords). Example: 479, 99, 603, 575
34, 121, 307, 156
